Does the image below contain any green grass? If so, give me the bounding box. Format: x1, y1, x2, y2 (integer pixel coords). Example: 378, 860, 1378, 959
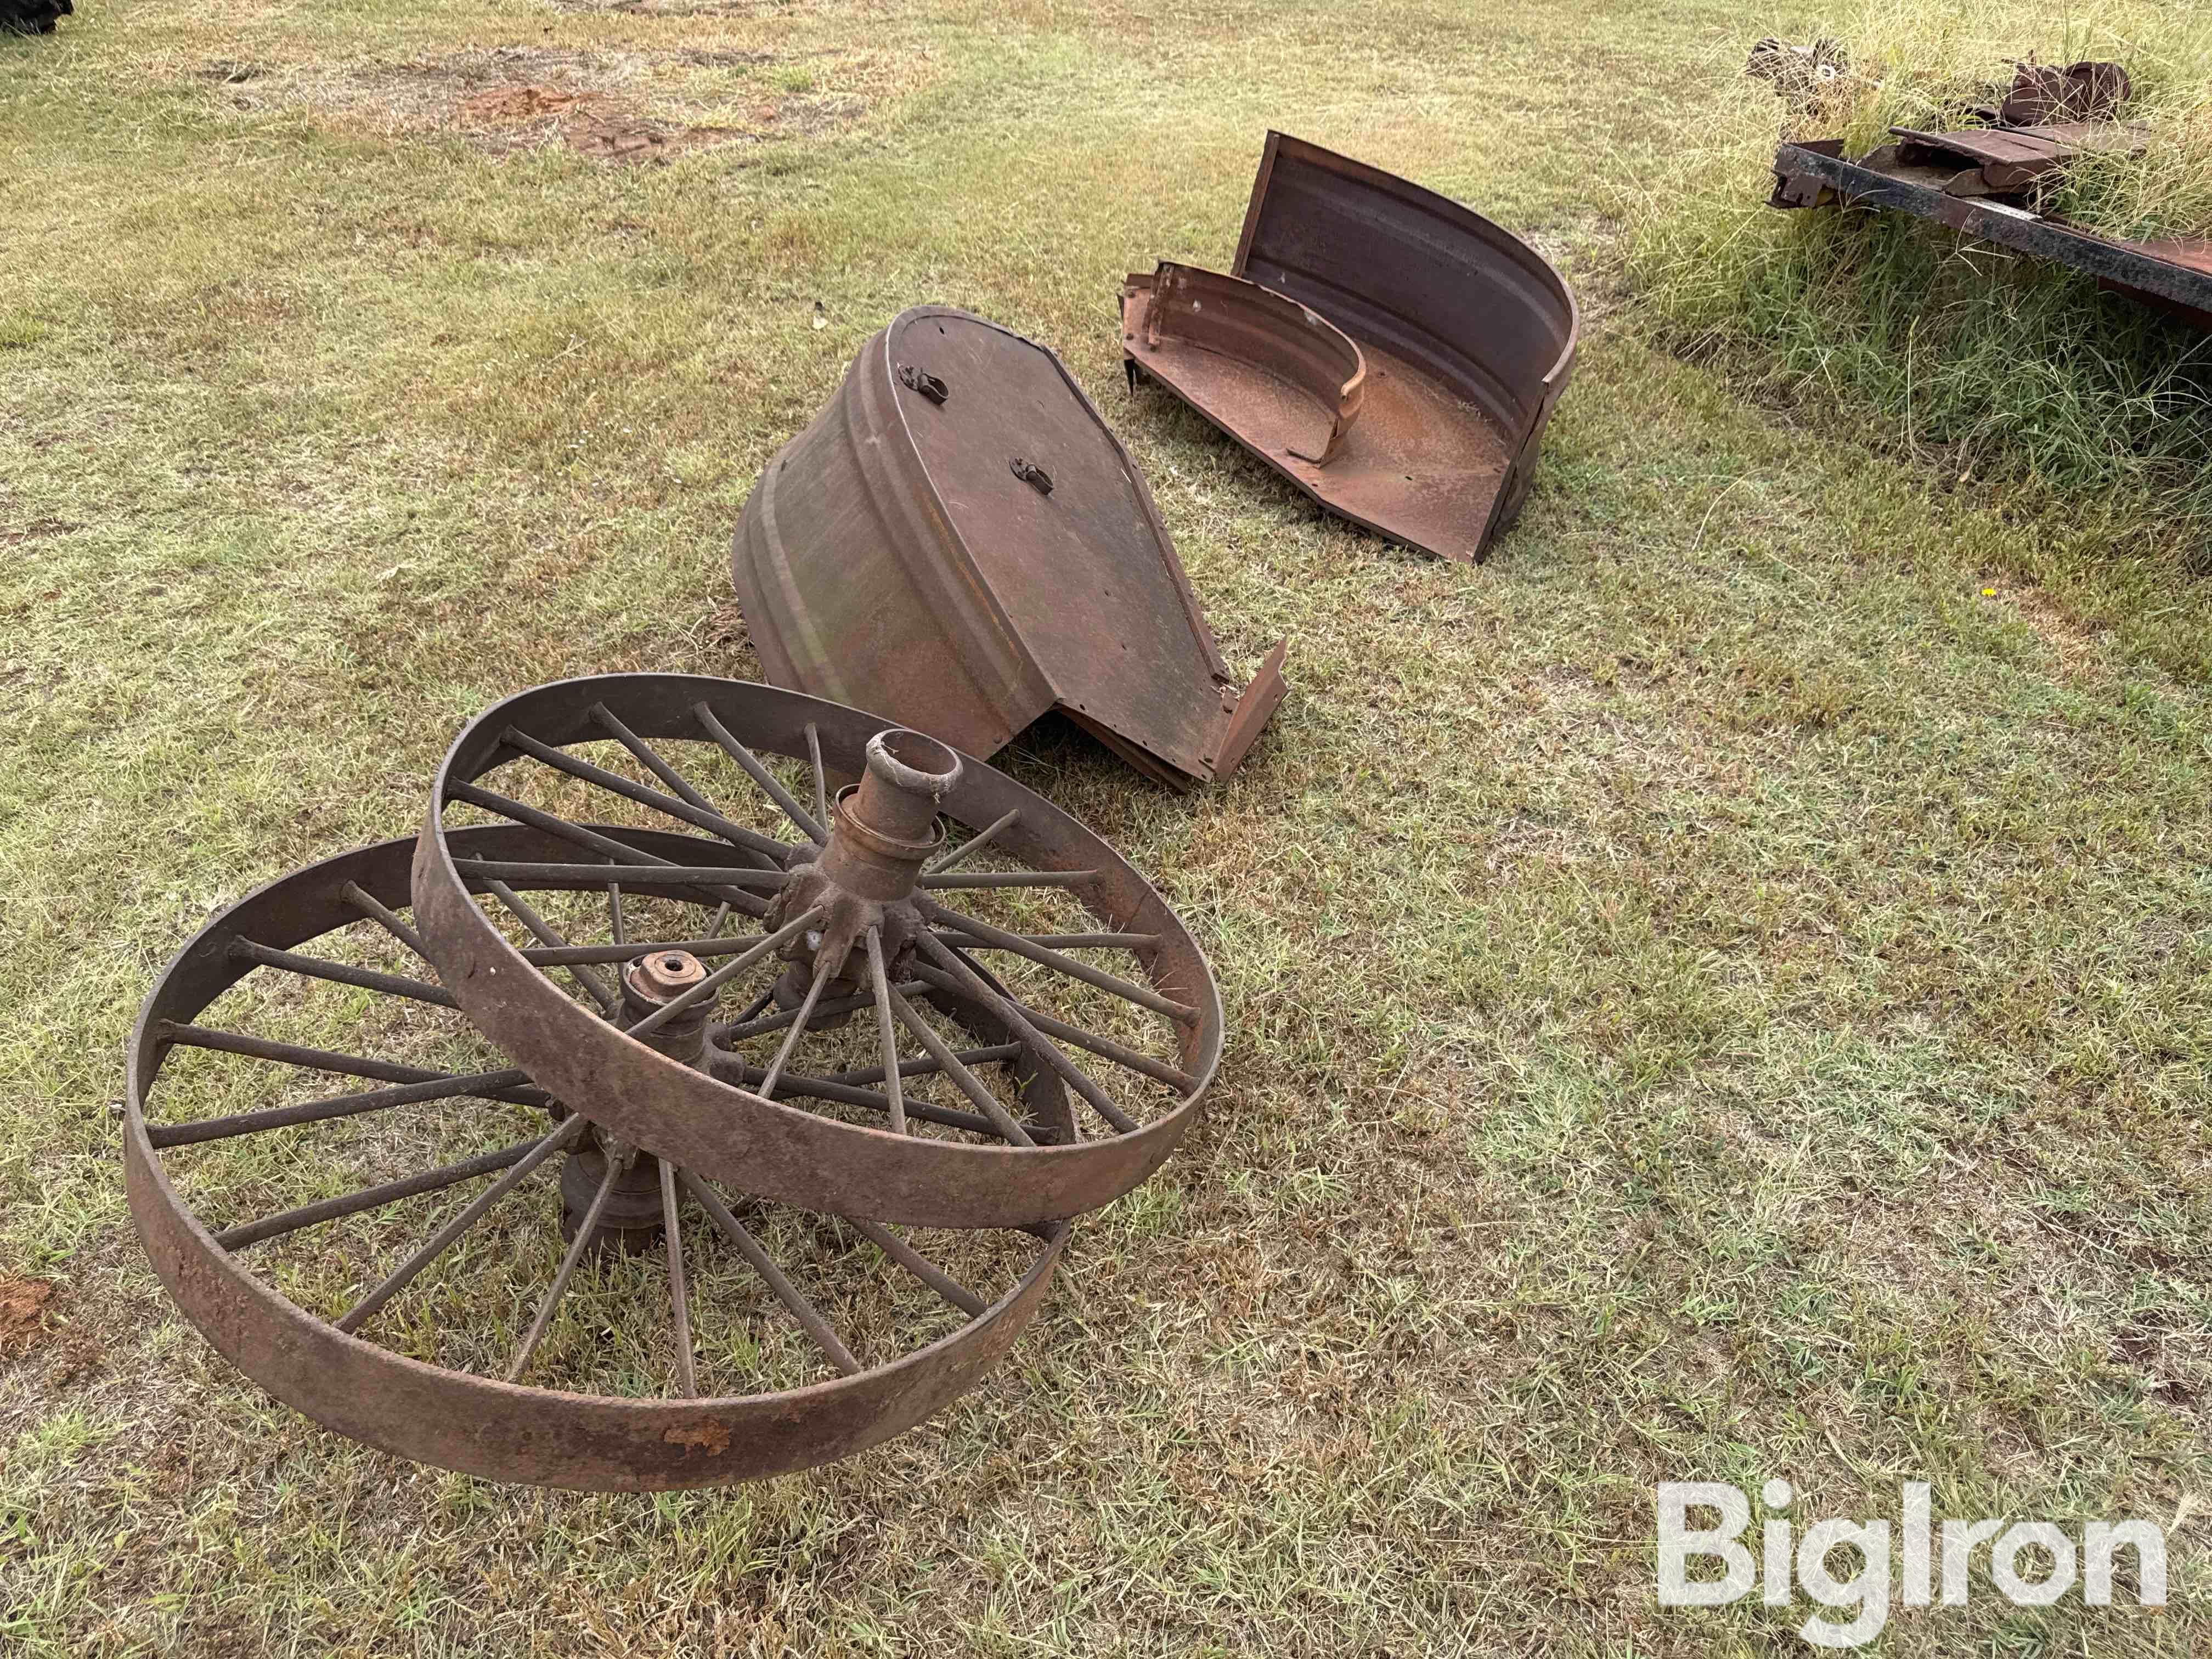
3, 0, 2210, 1654
1626, 1, 2212, 641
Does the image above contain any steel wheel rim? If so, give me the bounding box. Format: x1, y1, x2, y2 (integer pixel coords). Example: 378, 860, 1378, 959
413, 674, 1226, 1229
126, 830, 1066, 1492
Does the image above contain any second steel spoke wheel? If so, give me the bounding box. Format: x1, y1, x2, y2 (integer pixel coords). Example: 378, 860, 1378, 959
125, 830, 1064, 1492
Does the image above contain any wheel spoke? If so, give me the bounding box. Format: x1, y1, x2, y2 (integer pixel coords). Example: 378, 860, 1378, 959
917, 898, 1199, 1025
917, 935, 1126, 1133
341, 882, 431, 960
608, 882, 625, 946
757, 954, 836, 1099
847, 1218, 987, 1318
335, 1114, 589, 1334
589, 701, 754, 824
658, 1159, 697, 1397
680, 1173, 859, 1375
509, 1148, 628, 1383
150, 1066, 536, 1149
457, 860, 788, 890
829, 1046, 1023, 1086
911, 960, 1198, 1092
484, 880, 619, 1014
692, 701, 827, 845
157, 1024, 551, 1104
214, 1139, 538, 1251
864, 926, 906, 1135
229, 938, 455, 1009
926, 807, 1019, 876
804, 721, 829, 837
444, 780, 771, 918
711, 1060, 1017, 1138
933, 929, 1158, 951
714, 980, 927, 1043
886, 988, 1035, 1147
499, 725, 789, 864
522, 932, 788, 968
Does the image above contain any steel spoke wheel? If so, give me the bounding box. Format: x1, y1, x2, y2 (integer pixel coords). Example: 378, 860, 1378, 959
411, 674, 1225, 1229
126, 830, 1065, 1492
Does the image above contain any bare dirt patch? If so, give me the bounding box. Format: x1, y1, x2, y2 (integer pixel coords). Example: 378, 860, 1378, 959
752, 92, 865, 136
242, 45, 865, 161
544, 0, 814, 14
1, 1273, 59, 1361
2113, 1314, 2204, 1415
194, 60, 267, 86
1, 517, 82, 546
567, 104, 746, 162
458, 82, 597, 125
453, 80, 742, 162
1976, 578, 2115, 682
263, 46, 618, 140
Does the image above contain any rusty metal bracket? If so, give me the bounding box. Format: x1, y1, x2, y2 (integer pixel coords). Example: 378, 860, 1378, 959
1124, 263, 1365, 466
898, 364, 949, 404
1886, 121, 2146, 198
1999, 59, 2131, 127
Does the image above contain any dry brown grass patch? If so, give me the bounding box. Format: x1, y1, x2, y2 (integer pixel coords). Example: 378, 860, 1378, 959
231, 44, 879, 158
1977, 579, 2115, 683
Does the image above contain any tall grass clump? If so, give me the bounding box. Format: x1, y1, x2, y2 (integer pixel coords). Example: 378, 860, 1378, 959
1627, 2, 2212, 556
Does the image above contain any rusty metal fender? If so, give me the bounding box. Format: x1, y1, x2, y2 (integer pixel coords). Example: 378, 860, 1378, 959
732, 307, 1286, 788
1122, 132, 1579, 563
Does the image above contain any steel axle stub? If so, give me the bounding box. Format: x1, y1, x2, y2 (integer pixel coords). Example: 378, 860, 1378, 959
125, 830, 1065, 1492
413, 674, 1226, 1230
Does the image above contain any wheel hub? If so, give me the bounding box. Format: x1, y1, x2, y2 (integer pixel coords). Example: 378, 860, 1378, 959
559, 947, 717, 1253
764, 727, 962, 1008
558, 1132, 664, 1255
621, 948, 713, 1059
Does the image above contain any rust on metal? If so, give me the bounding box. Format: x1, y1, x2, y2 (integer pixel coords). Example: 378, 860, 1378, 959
1770, 138, 2212, 331
1997, 60, 2131, 128
414, 674, 1227, 1230
1885, 121, 2147, 198
1124, 263, 1366, 466
732, 306, 1286, 788
1121, 132, 1579, 564
126, 828, 1069, 1491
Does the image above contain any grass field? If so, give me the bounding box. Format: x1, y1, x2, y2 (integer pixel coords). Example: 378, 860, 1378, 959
1629, 1, 2212, 587
3, 1, 2209, 1654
